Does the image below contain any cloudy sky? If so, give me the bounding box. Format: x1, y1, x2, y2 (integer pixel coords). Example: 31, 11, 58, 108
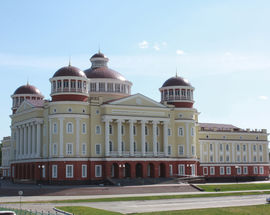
0, 0, 270, 140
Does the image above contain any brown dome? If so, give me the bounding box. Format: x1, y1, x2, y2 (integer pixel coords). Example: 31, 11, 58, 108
53, 65, 86, 78
14, 84, 42, 95
84, 67, 126, 81
91, 52, 106, 59
162, 76, 191, 87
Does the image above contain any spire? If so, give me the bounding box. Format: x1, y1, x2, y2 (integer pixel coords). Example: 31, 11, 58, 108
68, 56, 71, 67
176, 67, 178, 77
27, 77, 29, 85
98, 44, 101, 54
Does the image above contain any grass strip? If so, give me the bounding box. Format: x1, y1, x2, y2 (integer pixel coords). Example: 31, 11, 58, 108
3, 190, 270, 204
133, 204, 270, 215
197, 183, 270, 192
56, 206, 122, 215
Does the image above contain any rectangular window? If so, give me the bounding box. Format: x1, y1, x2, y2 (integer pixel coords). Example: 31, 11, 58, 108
210, 155, 213, 162
53, 123, 57, 134
145, 126, 148, 135
121, 125, 124, 135
168, 145, 172, 155
134, 142, 136, 152
253, 145, 256, 151
156, 126, 159, 136
220, 144, 223, 151
99, 82, 105, 92
169, 164, 173, 176
220, 167, 224, 175
82, 123, 86, 134
237, 167, 241, 175
133, 125, 136, 135
168, 128, 171, 136
82, 143, 86, 155
237, 144, 240, 151
259, 145, 262, 152
243, 166, 248, 175
209, 144, 213, 151
95, 144, 101, 155
259, 167, 264, 174
243, 155, 247, 162
107, 83, 113, 92
243, 145, 246, 151
178, 164, 185, 176
90, 83, 96, 92
52, 165, 58, 178
259, 156, 263, 162
226, 144, 229, 151
109, 124, 113, 135
253, 155, 257, 162
145, 142, 148, 152
66, 165, 73, 178
226, 155, 230, 162
210, 167, 215, 175
66, 143, 73, 155
220, 155, 223, 162
191, 127, 194, 136
178, 127, 184, 136
226, 167, 231, 175
191, 145, 195, 156
82, 165, 87, 178
237, 155, 240, 162
95, 165, 102, 177
53, 143, 57, 156
121, 141, 125, 152
178, 145, 184, 155
203, 167, 208, 175
253, 166, 258, 174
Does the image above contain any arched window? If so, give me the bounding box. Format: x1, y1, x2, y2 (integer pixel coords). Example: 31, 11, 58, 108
66, 122, 73, 134
96, 125, 101, 134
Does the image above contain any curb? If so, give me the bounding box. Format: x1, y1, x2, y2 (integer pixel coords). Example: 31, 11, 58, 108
53, 207, 73, 215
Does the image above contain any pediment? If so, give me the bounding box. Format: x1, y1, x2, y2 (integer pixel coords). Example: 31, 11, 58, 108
15, 100, 35, 114
108, 93, 165, 108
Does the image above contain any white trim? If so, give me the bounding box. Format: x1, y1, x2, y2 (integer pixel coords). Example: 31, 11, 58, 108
49, 114, 89, 119
95, 165, 102, 177
52, 165, 58, 178
66, 164, 74, 178
199, 130, 268, 136
82, 164, 87, 178
200, 163, 270, 166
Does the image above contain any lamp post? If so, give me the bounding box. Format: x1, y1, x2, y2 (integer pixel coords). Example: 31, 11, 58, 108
38, 164, 45, 184
235, 165, 240, 183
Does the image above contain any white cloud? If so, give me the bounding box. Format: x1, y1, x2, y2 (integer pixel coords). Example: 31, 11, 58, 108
153, 44, 160, 51
176, 49, 185, 55
138, 41, 149, 49
258, 96, 268, 100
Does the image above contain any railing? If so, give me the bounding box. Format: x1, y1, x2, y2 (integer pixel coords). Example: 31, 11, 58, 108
163, 95, 192, 101
0, 206, 62, 215
52, 88, 88, 94
108, 151, 166, 157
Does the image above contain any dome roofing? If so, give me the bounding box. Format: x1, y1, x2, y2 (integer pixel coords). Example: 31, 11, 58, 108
13, 84, 42, 95
162, 76, 191, 87
53, 65, 86, 78
84, 67, 126, 81
91, 52, 106, 59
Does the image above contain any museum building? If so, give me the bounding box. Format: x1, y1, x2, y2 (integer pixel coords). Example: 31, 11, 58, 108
1, 52, 269, 183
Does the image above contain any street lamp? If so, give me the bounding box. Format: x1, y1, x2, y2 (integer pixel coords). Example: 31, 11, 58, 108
235, 165, 240, 183
38, 165, 45, 184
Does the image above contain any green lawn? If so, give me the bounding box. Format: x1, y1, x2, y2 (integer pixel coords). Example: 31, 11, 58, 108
198, 183, 270, 192
4, 191, 270, 204
58, 204, 270, 215
57, 206, 122, 215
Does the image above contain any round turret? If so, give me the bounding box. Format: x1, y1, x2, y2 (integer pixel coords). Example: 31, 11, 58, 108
11, 83, 44, 113
160, 74, 194, 108
50, 64, 89, 102
84, 51, 132, 102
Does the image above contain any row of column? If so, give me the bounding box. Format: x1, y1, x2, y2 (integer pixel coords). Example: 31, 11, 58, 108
104, 119, 169, 157
15, 121, 42, 159
161, 88, 194, 101
52, 79, 88, 93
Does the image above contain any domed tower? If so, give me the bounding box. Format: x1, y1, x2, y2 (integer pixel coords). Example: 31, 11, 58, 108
50, 64, 89, 102
159, 74, 194, 108
84, 51, 132, 102
11, 83, 44, 114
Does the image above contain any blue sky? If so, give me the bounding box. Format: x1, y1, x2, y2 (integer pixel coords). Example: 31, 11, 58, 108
0, 0, 270, 140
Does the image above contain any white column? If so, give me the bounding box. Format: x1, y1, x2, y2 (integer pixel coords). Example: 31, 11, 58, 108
31, 122, 36, 157
36, 122, 41, 157
16, 126, 20, 159
232, 143, 235, 162
117, 119, 123, 156
49, 119, 52, 158
129, 120, 135, 156
153, 121, 157, 156
27, 123, 31, 158
248, 143, 252, 162
59, 118, 64, 157
163, 121, 168, 156
20, 126, 23, 159
23, 125, 27, 158
185, 123, 190, 157
200, 142, 203, 162
76, 118, 80, 157
215, 142, 218, 162
105, 119, 110, 156
141, 120, 146, 156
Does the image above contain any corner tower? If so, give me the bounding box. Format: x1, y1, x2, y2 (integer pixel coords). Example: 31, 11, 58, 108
159, 74, 194, 108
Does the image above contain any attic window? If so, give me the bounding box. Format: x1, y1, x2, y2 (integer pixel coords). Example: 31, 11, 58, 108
179, 114, 183, 118
68, 108, 72, 112
82, 109, 85, 113
53, 108, 57, 113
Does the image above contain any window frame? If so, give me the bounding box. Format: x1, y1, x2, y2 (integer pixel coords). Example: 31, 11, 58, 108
66, 165, 74, 178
